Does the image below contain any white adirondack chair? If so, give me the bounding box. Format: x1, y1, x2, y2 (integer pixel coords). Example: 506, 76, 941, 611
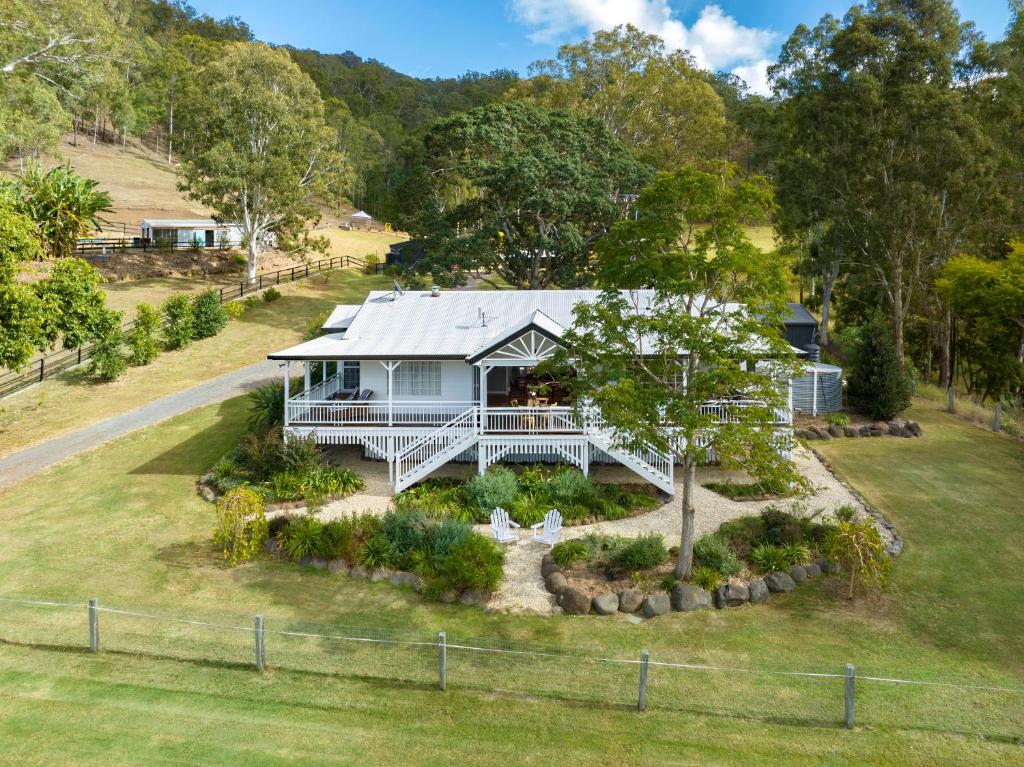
530, 509, 562, 547
490, 507, 520, 545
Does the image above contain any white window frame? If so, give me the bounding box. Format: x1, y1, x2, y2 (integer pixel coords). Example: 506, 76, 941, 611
342, 361, 360, 391
394, 361, 441, 397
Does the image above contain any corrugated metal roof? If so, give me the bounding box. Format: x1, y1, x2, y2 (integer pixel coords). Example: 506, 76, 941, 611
268, 289, 753, 360
321, 304, 362, 331
141, 218, 223, 228
784, 303, 819, 325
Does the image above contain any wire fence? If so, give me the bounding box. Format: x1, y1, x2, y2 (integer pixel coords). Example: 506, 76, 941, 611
0, 254, 368, 400
0, 594, 1020, 740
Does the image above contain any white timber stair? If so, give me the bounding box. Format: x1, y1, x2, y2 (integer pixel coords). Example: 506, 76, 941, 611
394, 407, 479, 492
586, 431, 675, 496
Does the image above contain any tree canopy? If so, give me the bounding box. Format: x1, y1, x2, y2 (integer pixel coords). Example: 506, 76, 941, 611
409, 101, 651, 289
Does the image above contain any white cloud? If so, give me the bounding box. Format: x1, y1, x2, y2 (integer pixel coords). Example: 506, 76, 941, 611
511, 0, 777, 94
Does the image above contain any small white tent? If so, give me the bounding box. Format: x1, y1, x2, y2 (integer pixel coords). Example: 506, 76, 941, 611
349, 210, 373, 229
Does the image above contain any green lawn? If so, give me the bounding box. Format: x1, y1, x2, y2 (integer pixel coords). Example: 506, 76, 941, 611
0, 396, 1022, 764
0, 270, 391, 458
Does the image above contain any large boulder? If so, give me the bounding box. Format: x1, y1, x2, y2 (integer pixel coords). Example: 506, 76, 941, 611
349, 564, 370, 580
818, 559, 843, 574
370, 567, 395, 582
804, 563, 822, 578
828, 424, 843, 438
618, 588, 644, 613
764, 571, 796, 593
540, 559, 561, 578
557, 587, 591, 615
592, 592, 620, 616
310, 558, 328, 570
859, 425, 872, 437
887, 422, 905, 437
843, 426, 859, 438
459, 588, 491, 606
670, 582, 712, 612
811, 426, 832, 441
905, 420, 923, 437
327, 559, 350, 575
789, 564, 808, 583
439, 589, 459, 604
748, 578, 769, 604
545, 572, 568, 594
799, 429, 817, 440
714, 582, 750, 609
642, 593, 670, 618
389, 571, 422, 590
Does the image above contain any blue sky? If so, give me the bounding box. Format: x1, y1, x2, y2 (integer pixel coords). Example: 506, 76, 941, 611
190, 0, 1014, 93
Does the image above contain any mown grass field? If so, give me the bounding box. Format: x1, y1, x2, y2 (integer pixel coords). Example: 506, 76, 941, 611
0, 270, 391, 458
0, 397, 1021, 765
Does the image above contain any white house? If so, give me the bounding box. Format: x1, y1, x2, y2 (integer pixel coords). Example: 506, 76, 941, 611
268, 288, 794, 495
140, 219, 243, 248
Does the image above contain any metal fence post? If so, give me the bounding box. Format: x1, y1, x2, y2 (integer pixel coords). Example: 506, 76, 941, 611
255, 615, 265, 672
88, 597, 99, 652
993, 403, 1001, 432
637, 649, 650, 711
844, 663, 855, 729
39, 358, 44, 382
438, 631, 447, 691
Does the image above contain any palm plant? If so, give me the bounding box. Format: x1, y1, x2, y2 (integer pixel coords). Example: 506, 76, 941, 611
19, 164, 113, 258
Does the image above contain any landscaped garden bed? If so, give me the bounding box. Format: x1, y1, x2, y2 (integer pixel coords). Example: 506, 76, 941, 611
701, 479, 791, 502
540, 505, 889, 618
395, 465, 661, 525
263, 509, 504, 605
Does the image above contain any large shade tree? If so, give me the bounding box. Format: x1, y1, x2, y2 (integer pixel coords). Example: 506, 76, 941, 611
512, 25, 730, 170
176, 43, 346, 282
557, 165, 804, 579
411, 101, 651, 289
769, 0, 1008, 367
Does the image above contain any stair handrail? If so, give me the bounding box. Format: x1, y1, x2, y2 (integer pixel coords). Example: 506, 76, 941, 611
395, 407, 478, 484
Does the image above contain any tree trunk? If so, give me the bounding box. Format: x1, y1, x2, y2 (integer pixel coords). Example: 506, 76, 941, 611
674, 453, 697, 579
892, 279, 905, 368
820, 247, 840, 347
939, 308, 952, 389
167, 102, 174, 165
246, 238, 259, 283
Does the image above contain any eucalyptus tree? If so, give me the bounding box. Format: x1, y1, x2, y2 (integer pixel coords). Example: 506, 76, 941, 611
413, 101, 651, 289
770, 0, 1006, 367
512, 24, 730, 170
176, 43, 346, 282
557, 165, 805, 579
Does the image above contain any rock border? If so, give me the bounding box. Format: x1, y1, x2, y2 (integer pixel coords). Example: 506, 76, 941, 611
806, 446, 904, 558
796, 419, 923, 442
539, 553, 840, 619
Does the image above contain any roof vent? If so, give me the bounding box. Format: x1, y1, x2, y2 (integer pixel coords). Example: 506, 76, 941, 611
431, 285, 440, 297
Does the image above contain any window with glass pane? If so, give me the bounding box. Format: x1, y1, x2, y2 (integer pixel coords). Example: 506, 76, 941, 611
394, 361, 441, 396
342, 361, 360, 390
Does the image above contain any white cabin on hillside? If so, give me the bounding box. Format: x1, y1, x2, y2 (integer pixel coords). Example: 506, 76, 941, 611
268, 288, 794, 494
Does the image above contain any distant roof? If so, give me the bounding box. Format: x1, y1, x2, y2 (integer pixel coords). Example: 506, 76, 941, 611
141, 218, 223, 228
269, 289, 751, 361
350, 210, 372, 219
784, 303, 819, 326
321, 304, 362, 332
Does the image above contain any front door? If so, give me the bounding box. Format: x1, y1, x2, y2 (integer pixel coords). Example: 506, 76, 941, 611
204, 229, 215, 247
487, 366, 508, 394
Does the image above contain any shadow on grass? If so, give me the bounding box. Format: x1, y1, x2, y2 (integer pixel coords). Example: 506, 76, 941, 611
1, 637, 1019, 744
129, 398, 245, 477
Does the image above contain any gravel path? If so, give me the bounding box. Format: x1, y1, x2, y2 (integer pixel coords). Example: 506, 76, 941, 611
0, 360, 279, 489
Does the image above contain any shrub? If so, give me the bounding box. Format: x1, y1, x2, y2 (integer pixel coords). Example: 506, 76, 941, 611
716, 516, 766, 560
781, 541, 811, 566
759, 506, 815, 547
579, 533, 626, 566
693, 533, 741, 577
436, 533, 504, 592
212, 487, 268, 565
544, 469, 598, 506
247, 383, 288, 431
223, 300, 246, 318
243, 294, 260, 309
358, 533, 391, 569
233, 253, 248, 268
277, 515, 323, 561
507, 493, 548, 527
703, 480, 788, 500
750, 543, 789, 573
127, 303, 160, 366
364, 253, 379, 274
615, 534, 668, 571
378, 509, 430, 570
690, 565, 721, 591
87, 309, 127, 381
464, 467, 520, 513
318, 513, 379, 562
824, 521, 891, 598
262, 286, 282, 302
834, 504, 857, 523
394, 478, 475, 522
847, 314, 912, 420
192, 289, 227, 339
517, 464, 550, 495
238, 428, 287, 478
161, 294, 194, 349
431, 518, 472, 558
551, 539, 591, 567
827, 413, 851, 427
